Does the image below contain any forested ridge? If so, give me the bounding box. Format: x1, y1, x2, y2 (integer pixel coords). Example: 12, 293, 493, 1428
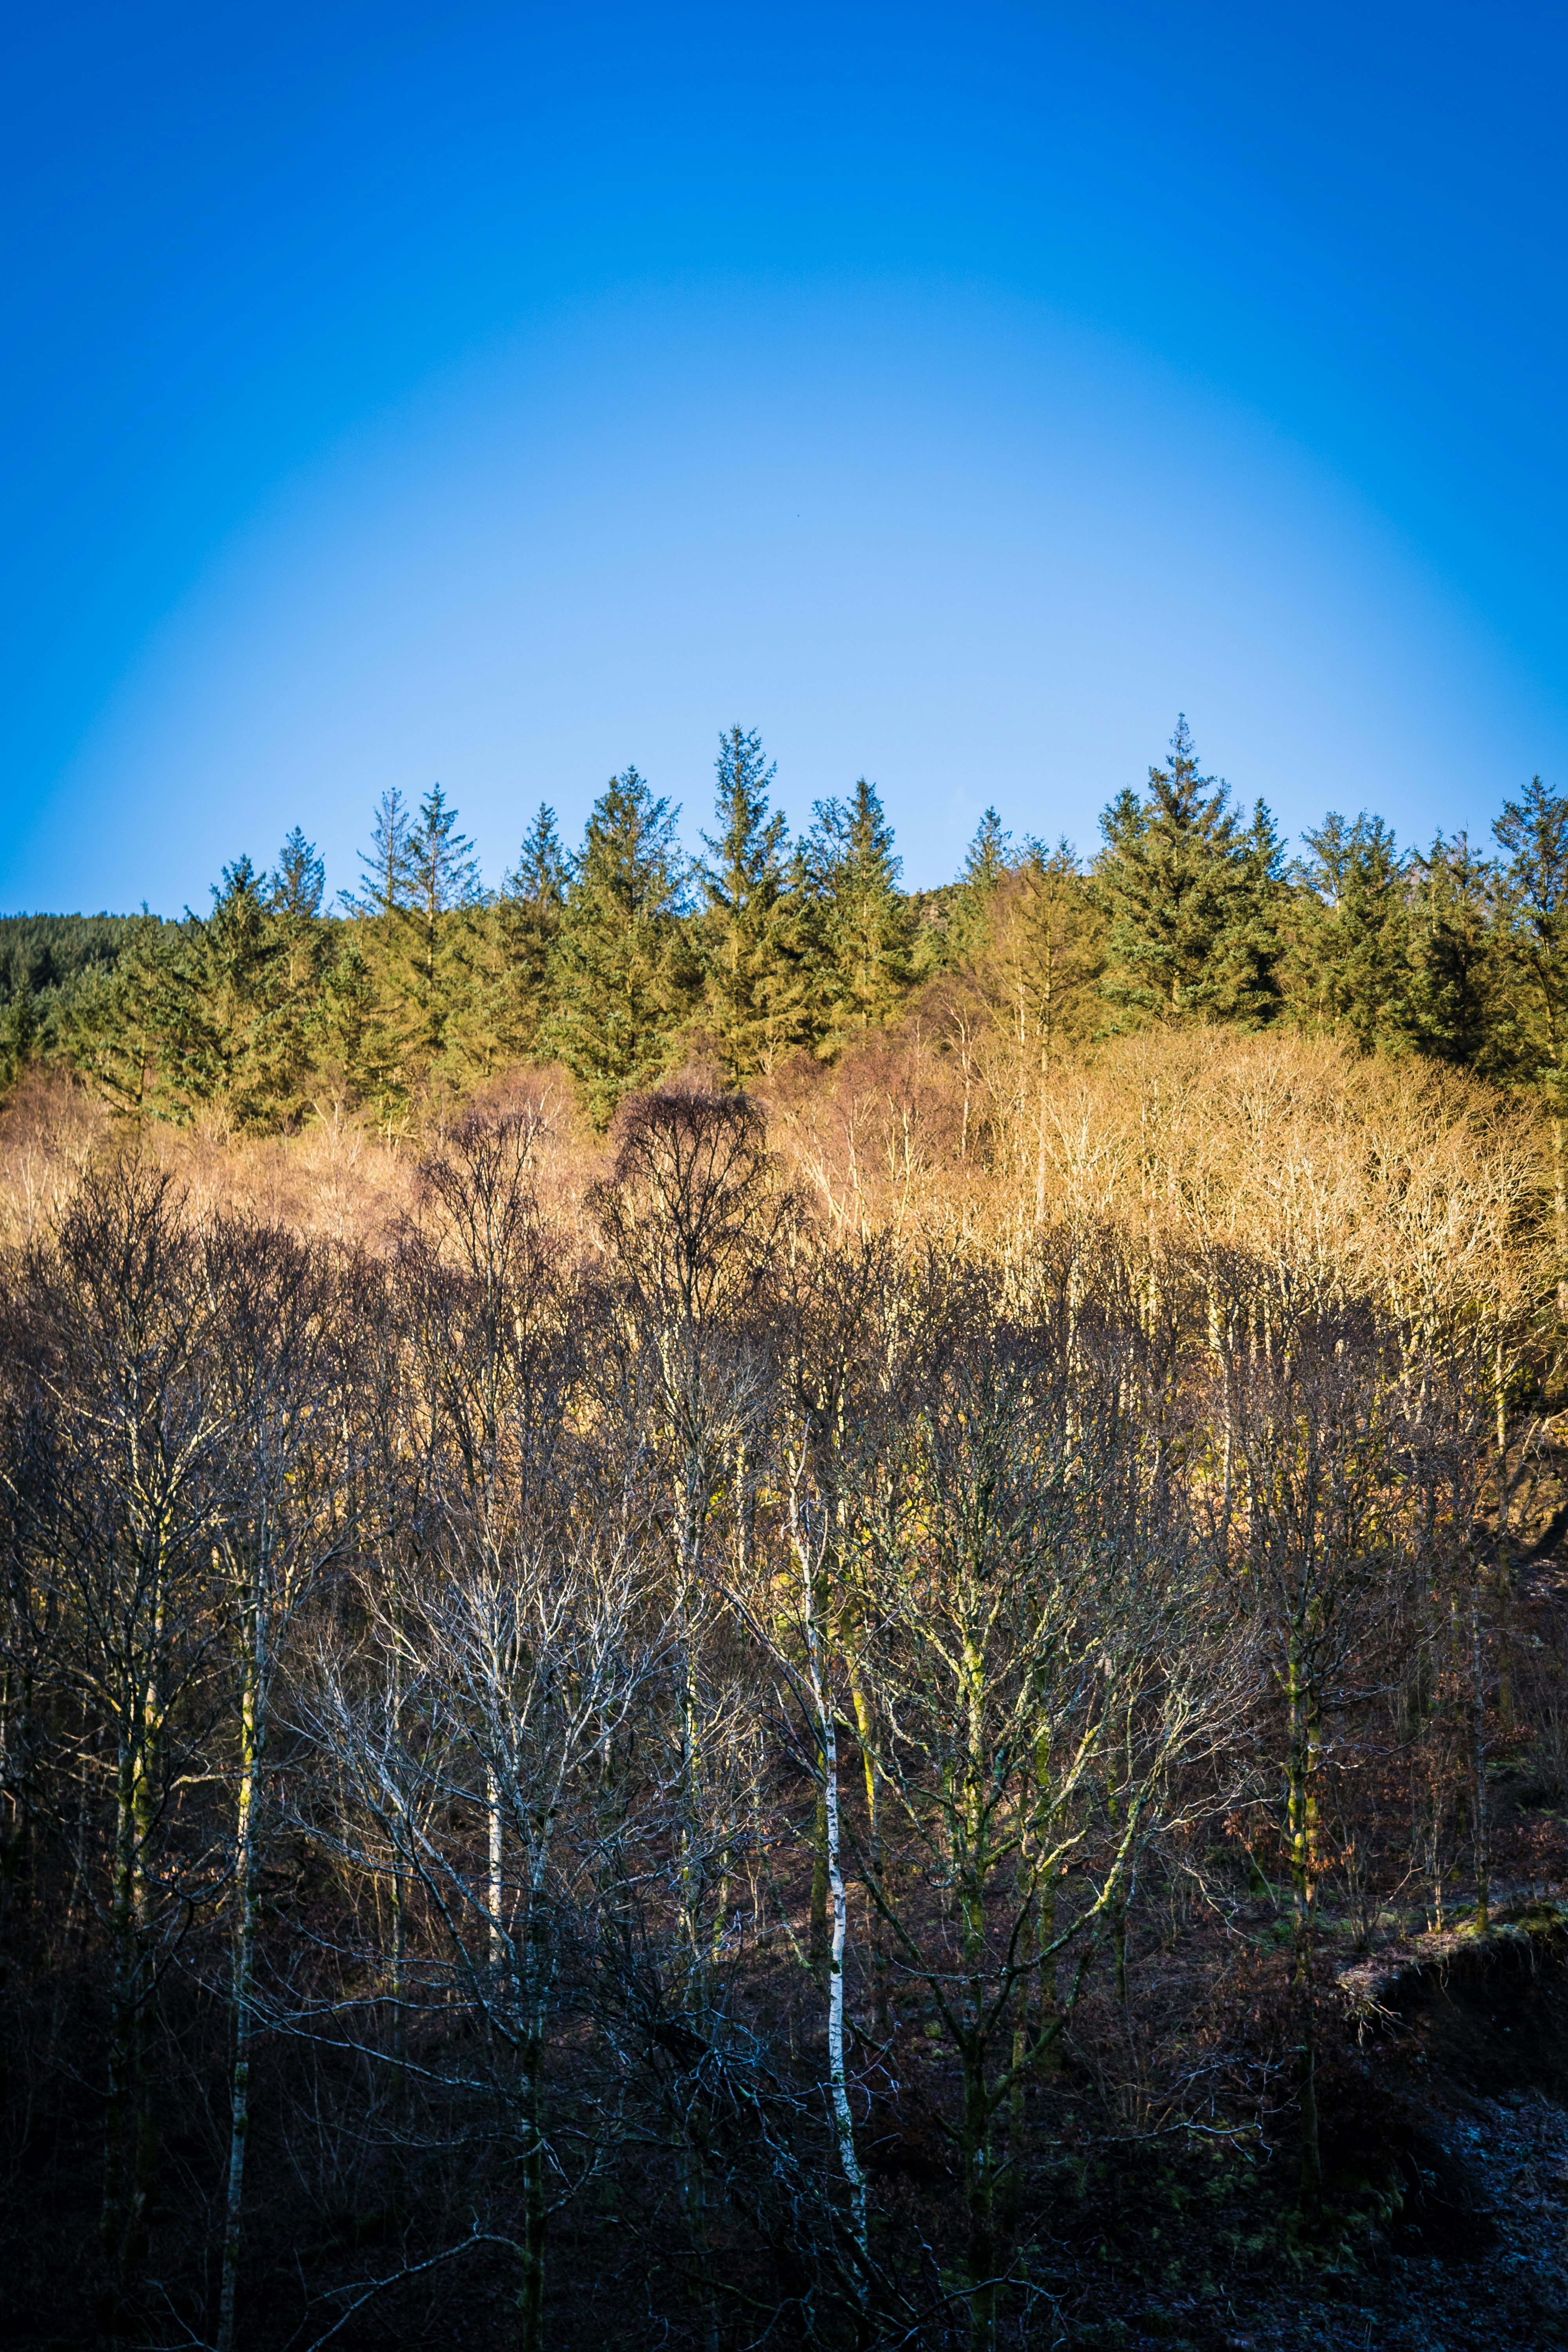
7, 720, 1568, 1150
7, 726, 1568, 2351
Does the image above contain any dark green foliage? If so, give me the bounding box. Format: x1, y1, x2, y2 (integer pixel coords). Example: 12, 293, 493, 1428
800, 777, 913, 1049
697, 726, 805, 1076
919, 808, 1014, 976
1283, 813, 1411, 1051
1092, 717, 1282, 1028
543, 769, 697, 1125
1405, 831, 1502, 1071
0, 913, 142, 1092
1493, 777, 1568, 1109
14, 720, 1568, 1138
487, 804, 572, 1062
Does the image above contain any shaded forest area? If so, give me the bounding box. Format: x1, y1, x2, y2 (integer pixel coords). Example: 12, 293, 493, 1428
6, 724, 1568, 2351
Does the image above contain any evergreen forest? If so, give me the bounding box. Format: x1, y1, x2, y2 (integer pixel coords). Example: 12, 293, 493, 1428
9, 718, 1568, 1152
6, 723, 1568, 2350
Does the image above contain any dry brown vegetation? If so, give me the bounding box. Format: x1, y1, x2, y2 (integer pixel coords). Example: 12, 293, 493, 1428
3, 1026, 1568, 2352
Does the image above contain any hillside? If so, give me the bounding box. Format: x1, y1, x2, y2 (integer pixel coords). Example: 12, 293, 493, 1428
1, 1020, 1566, 2349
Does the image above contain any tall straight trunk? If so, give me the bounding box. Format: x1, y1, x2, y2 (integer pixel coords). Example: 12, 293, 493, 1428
1469, 1554, 1490, 1933
849, 1669, 888, 2030
104, 1653, 164, 2298
1286, 1630, 1321, 2218
808, 1777, 830, 1984
217, 1598, 265, 2352
812, 1649, 867, 2275
795, 1472, 867, 2276
518, 1849, 550, 2352
102, 1718, 140, 2269
487, 1764, 505, 1971
1035, 1869, 1060, 2078
1006, 1875, 1035, 2233
1034, 1061, 1047, 1228
1495, 1340, 1514, 1731
960, 1880, 996, 2352
1554, 1116, 1568, 1318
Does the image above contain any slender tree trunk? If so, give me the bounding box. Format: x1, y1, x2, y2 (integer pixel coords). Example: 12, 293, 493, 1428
217, 1601, 265, 2352
487, 1764, 505, 1971
961, 1894, 996, 2352
1495, 1340, 1514, 1732
1036, 1868, 1060, 2078
808, 1775, 830, 1985
102, 1719, 139, 2273
116, 1672, 163, 2297
796, 1466, 867, 2278
519, 1851, 549, 2352
849, 1670, 888, 2031
1469, 1553, 1490, 1933
1553, 1116, 1567, 1318
1287, 1631, 1322, 2219
1007, 1876, 1034, 2233
816, 1665, 867, 2274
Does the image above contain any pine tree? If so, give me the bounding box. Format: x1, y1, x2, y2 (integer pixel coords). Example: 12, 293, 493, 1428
1494, 775, 1568, 1296
62, 913, 212, 1122
268, 828, 326, 921
317, 930, 391, 1115
1493, 777, 1568, 1090
801, 778, 913, 1051
194, 855, 292, 1127
1092, 716, 1280, 1027
1283, 812, 1412, 1051
543, 770, 696, 1125
400, 784, 484, 1063
1406, 830, 1500, 1072
696, 726, 803, 1077
509, 803, 572, 906
0, 971, 36, 1100
487, 804, 572, 1062
342, 789, 413, 921
941, 808, 1013, 973
343, 784, 484, 1094
265, 829, 329, 1115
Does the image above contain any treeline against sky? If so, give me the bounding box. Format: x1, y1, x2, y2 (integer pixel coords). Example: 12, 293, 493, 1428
5, 719, 1568, 1137
3, 1049, 1566, 2350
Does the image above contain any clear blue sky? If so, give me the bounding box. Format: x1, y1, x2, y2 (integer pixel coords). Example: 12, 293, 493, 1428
3, 2, 1565, 914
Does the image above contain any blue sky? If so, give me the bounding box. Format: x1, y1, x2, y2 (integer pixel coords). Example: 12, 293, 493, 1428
3, 2, 1565, 913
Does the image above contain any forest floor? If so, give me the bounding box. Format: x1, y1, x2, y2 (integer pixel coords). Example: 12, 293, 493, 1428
1037, 1892, 1568, 2351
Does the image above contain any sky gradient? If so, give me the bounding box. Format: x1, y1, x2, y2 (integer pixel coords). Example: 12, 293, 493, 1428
3, 3, 1565, 913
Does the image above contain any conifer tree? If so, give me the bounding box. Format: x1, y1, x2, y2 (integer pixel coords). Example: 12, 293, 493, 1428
801, 778, 912, 1050
1406, 831, 1500, 1072
943, 808, 1013, 971
488, 804, 572, 1061
265, 829, 329, 1116
1283, 812, 1411, 1052
0, 973, 36, 1099
63, 913, 211, 1122
696, 726, 803, 1077
1493, 777, 1568, 1290
194, 856, 292, 1127
268, 828, 326, 922
1093, 716, 1280, 1027
342, 789, 413, 922
343, 784, 484, 1093
400, 784, 485, 1063
317, 930, 389, 1112
544, 770, 695, 1125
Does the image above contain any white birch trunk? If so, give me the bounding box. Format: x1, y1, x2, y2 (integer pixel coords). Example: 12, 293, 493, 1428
217, 1592, 264, 2352
798, 1490, 868, 2275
